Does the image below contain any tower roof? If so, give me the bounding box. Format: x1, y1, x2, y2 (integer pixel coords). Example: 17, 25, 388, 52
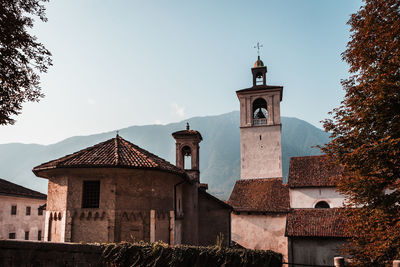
253, 56, 264, 68
171, 124, 203, 140
33, 135, 186, 177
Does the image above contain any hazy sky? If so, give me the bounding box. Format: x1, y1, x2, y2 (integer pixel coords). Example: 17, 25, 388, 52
1, 0, 363, 145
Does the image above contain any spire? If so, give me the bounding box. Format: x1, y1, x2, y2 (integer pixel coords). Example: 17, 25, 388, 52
186, 122, 190, 130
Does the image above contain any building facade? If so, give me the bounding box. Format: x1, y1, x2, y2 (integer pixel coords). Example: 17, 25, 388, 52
0, 178, 46, 241
33, 128, 231, 246
229, 57, 349, 265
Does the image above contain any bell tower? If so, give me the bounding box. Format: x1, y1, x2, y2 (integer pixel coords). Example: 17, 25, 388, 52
237, 56, 283, 179
172, 123, 203, 183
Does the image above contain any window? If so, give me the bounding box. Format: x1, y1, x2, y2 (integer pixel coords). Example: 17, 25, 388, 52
315, 201, 330, 209
11, 205, 17, 215
82, 181, 100, 208
252, 98, 268, 125
9, 233, 15, 239
26, 206, 31, 215
181, 146, 192, 170
38, 207, 43, 216
25, 231, 29, 240
38, 230, 42, 241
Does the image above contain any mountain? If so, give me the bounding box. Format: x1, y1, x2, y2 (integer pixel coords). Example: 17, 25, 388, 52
0, 111, 329, 200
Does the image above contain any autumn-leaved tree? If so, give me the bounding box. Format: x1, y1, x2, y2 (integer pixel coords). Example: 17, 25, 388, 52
0, 0, 52, 125
322, 0, 400, 265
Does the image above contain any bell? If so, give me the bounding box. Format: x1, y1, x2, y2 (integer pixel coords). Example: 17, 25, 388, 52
256, 108, 265, 119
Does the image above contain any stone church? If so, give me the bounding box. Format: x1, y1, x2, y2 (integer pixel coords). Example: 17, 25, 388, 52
228, 56, 348, 266
33, 126, 231, 246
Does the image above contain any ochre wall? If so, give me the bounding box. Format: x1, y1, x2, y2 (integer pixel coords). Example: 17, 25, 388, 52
231, 213, 288, 260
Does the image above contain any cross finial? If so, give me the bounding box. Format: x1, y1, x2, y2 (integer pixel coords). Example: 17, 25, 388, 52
254, 42, 263, 57
186, 122, 190, 130
116, 130, 119, 137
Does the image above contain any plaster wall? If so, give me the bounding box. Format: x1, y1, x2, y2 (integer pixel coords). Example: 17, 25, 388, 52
0, 195, 45, 241
198, 192, 231, 247
231, 213, 287, 260
240, 125, 282, 179
289, 187, 346, 208
289, 238, 347, 266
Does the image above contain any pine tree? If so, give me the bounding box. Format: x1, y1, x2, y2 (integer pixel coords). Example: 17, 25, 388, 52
322, 0, 400, 265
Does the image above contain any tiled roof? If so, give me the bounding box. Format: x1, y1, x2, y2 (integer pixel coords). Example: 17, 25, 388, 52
199, 188, 232, 210
228, 178, 289, 213
33, 135, 186, 177
172, 129, 203, 140
0, 178, 46, 199
288, 155, 343, 188
285, 209, 349, 238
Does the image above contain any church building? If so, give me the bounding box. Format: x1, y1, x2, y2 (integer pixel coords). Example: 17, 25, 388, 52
228, 56, 349, 265
33, 125, 231, 246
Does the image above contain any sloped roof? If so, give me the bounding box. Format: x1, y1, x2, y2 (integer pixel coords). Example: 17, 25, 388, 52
288, 155, 343, 188
0, 178, 46, 200
33, 135, 186, 177
228, 178, 289, 213
285, 209, 349, 238
198, 188, 232, 210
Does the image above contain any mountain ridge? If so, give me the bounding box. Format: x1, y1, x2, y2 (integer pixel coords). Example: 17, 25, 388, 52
0, 111, 330, 200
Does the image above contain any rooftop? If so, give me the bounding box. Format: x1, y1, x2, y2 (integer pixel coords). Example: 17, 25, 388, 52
288, 155, 343, 188
285, 208, 349, 238
0, 178, 46, 200
228, 178, 289, 213
33, 135, 186, 177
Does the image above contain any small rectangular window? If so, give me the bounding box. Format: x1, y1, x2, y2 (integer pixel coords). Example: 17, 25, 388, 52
26, 206, 31, 216
38, 230, 42, 241
82, 181, 100, 208
38, 207, 43, 216
25, 231, 29, 240
9, 233, 15, 239
11, 205, 17, 215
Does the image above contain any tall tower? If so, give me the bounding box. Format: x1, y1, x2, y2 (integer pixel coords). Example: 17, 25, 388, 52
237, 56, 283, 179
172, 123, 203, 183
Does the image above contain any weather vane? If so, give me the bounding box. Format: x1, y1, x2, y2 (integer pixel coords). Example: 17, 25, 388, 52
254, 42, 263, 57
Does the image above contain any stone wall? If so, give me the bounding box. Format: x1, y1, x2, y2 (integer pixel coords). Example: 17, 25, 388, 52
0, 240, 104, 267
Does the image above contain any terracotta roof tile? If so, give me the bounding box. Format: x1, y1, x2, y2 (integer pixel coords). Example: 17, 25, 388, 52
286, 209, 349, 238
288, 155, 343, 188
228, 178, 289, 213
0, 178, 46, 199
33, 135, 185, 176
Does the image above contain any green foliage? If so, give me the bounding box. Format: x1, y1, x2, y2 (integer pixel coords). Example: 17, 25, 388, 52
0, 0, 52, 125
101, 242, 282, 267
322, 0, 400, 265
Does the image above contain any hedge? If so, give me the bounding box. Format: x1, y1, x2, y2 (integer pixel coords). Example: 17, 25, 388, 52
101, 241, 282, 267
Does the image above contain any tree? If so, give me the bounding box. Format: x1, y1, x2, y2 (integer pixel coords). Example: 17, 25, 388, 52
0, 0, 52, 125
322, 0, 400, 265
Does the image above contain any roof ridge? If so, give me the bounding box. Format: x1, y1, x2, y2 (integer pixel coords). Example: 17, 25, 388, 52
114, 136, 120, 165
119, 137, 166, 167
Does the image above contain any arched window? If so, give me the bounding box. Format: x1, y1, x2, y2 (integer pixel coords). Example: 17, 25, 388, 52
181, 146, 191, 169
252, 98, 268, 125
315, 201, 330, 209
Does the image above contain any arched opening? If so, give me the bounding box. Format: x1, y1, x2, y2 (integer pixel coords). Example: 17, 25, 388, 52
252, 98, 268, 125
181, 146, 191, 169
315, 201, 330, 209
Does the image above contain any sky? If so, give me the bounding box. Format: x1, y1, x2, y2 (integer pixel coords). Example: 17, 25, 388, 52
1, 0, 363, 145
